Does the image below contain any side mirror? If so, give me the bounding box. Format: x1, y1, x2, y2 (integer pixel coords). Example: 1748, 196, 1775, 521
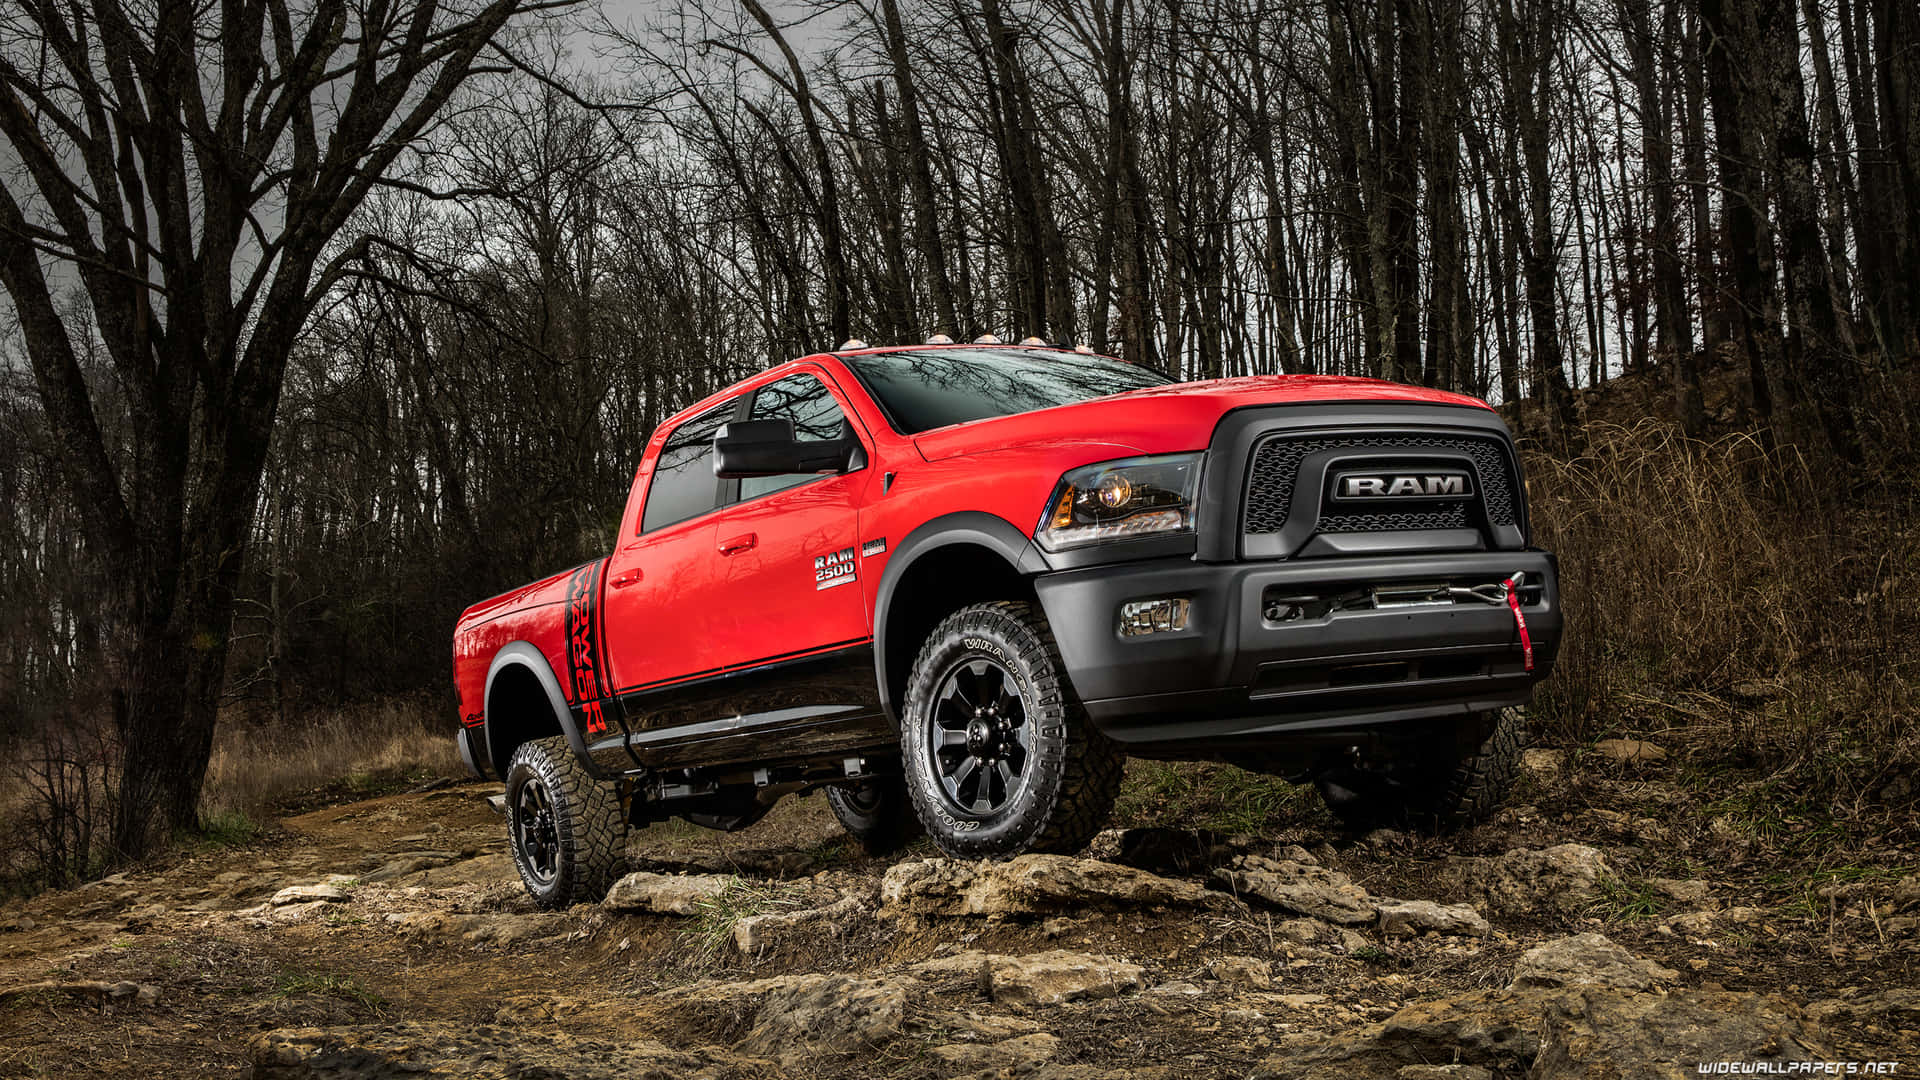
713, 419, 858, 478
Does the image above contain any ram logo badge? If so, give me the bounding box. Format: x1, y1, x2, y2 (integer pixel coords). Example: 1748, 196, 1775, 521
861, 537, 887, 558
815, 546, 858, 589
1334, 471, 1472, 500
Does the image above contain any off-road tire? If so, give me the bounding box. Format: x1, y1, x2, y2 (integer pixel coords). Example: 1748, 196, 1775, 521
1316, 708, 1526, 833
899, 601, 1123, 857
825, 776, 922, 855
505, 735, 627, 908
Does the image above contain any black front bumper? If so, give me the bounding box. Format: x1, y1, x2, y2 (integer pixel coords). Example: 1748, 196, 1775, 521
1032, 550, 1560, 757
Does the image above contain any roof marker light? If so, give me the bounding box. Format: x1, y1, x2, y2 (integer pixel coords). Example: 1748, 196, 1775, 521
1019, 336, 1047, 346
1074, 344, 1096, 355
838, 338, 869, 350
925, 333, 955, 344
973, 334, 1001, 344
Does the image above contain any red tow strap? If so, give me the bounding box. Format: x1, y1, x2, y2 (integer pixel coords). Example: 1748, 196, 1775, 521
1503, 574, 1534, 673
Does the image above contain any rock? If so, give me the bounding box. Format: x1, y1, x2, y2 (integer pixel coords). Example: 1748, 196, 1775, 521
1663, 910, 1718, 936
1805, 989, 1920, 1029
733, 893, 867, 953
1249, 988, 1545, 1079
1374, 988, 1545, 1070
0, 915, 36, 933
0, 981, 158, 1007
1531, 988, 1830, 1078
726, 973, 910, 1066
1276, 918, 1334, 944
880, 854, 1217, 918
1593, 739, 1667, 764
1645, 878, 1710, 904
1376, 900, 1490, 938
385, 911, 567, 946
1520, 748, 1566, 781
1509, 933, 1679, 992
250, 1023, 733, 1079
1150, 981, 1204, 997
602, 872, 735, 915
1439, 844, 1613, 915
270, 884, 349, 906
980, 951, 1145, 1006
1257, 983, 1829, 1080
928, 1033, 1061, 1074
1213, 855, 1376, 924
1208, 955, 1273, 989
1398, 1068, 1491, 1080
941, 1011, 1050, 1041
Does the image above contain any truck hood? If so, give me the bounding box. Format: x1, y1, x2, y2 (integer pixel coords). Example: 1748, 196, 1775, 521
909, 375, 1492, 463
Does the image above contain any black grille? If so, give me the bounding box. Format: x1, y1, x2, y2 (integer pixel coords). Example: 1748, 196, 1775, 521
1244, 433, 1516, 535
1317, 506, 1470, 533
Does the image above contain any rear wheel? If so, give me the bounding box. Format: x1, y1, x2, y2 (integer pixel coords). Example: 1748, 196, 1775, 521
505, 735, 628, 908
826, 776, 921, 854
899, 601, 1123, 857
1316, 708, 1526, 832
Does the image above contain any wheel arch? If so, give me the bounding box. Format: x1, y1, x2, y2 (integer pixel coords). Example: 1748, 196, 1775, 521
873, 511, 1050, 728
483, 643, 594, 779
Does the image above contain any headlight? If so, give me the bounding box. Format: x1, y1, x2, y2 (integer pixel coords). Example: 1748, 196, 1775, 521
1035, 453, 1203, 552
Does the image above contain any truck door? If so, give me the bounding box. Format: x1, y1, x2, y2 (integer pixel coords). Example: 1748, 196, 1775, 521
704, 371, 875, 667
622, 370, 886, 767
600, 396, 742, 733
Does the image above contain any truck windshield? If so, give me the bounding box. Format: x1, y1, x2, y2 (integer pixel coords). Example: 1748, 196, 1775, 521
843, 348, 1173, 435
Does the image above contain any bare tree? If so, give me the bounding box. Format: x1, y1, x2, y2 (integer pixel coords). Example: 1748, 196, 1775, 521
0, 0, 564, 855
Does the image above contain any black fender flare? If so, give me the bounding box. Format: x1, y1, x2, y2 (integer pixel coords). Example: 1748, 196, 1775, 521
871, 511, 1052, 728
483, 643, 598, 777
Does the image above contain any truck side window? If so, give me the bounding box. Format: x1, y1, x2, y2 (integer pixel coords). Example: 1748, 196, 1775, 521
740, 374, 855, 500
642, 399, 738, 532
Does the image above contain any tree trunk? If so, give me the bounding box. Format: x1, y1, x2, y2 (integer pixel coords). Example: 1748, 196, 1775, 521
878, 0, 959, 338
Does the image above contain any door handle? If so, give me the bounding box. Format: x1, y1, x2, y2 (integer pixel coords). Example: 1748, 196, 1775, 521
610, 569, 643, 589
718, 533, 758, 555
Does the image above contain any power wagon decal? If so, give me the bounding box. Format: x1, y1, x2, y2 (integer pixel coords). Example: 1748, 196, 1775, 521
564, 560, 612, 736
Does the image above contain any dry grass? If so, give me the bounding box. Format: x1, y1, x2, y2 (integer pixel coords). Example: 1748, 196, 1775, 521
199, 697, 464, 820
1525, 419, 1920, 806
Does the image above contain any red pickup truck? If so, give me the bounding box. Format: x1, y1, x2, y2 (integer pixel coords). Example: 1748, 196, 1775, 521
453, 343, 1560, 907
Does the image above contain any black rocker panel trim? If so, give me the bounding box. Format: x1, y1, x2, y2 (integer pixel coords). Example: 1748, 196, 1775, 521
588, 641, 891, 774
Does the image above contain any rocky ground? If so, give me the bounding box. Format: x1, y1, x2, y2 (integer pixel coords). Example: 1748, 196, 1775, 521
0, 745, 1915, 1079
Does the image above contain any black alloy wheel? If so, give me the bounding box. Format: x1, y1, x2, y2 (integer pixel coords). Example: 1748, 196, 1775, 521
928, 657, 1035, 816
503, 735, 628, 908
899, 600, 1122, 857
511, 774, 561, 886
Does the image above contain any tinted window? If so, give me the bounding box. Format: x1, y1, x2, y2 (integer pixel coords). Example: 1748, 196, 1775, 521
641, 400, 737, 532
845, 348, 1171, 435
741, 374, 854, 500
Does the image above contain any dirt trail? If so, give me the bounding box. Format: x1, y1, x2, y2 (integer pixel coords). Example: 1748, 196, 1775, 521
0, 755, 1915, 1078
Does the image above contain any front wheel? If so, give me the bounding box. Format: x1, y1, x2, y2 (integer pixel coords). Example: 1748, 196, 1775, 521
505, 735, 628, 908
1316, 708, 1526, 832
899, 601, 1122, 858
